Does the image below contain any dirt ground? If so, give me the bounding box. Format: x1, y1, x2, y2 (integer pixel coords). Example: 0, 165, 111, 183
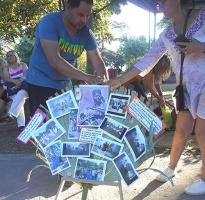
0, 83, 177, 154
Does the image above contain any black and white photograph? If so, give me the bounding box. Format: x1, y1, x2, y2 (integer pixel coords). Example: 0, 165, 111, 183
124, 125, 146, 162
46, 90, 78, 118
77, 85, 109, 127
74, 158, 107, 181
44, 140, 71, 175
113, 152, 139, 187
91, 136, 124, 160
99, 116, 128, 142
106, 93, 131, 119
79, 128, 102, 144
32, 118, 66, 149
68, 108, 81, 139
62, 142, 91, 157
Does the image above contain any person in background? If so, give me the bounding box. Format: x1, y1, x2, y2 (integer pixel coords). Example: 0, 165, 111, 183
123, 54, 171, 107
3, 50, 28, 131
0, 58, 10, 120
108, 0, 205, 195
26, 0, 108, 117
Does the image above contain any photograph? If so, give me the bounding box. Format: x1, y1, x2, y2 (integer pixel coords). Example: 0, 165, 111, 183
74, 157, 107, 181
43, 140, 71, 175
68, 108, 81, 139
106, 93, 131, 119
99, 116, 128, 142
46, 90, 78, 118
79, 128, 102, 144
77, 85, 109, 127
62, 142, 91, 157
32, 118, 66, 149
113, 152, 139, 187
123, 125, 146, 162
91, 136, 124, 160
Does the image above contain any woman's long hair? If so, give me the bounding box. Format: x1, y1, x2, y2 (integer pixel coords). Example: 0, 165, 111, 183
153, 54, 172, 84
6, 50, 20, 65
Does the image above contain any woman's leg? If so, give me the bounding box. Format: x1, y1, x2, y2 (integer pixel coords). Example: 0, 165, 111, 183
8, 90, 28, 122
194, 117, 205, 180
169, 110, 195, 169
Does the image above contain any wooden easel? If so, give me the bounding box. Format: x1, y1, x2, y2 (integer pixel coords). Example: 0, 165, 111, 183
55, 177, 124, 200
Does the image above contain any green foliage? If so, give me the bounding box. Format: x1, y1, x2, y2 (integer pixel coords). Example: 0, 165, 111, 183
77, 52, 87, 72
14, 36, 34, 65
117, 35, 149, 68
157, 16, 173, 29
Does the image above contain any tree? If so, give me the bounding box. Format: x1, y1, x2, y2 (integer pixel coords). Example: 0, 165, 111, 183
0, 0, 127, 44
117, 35, 149, 68
14, 36, 34, 65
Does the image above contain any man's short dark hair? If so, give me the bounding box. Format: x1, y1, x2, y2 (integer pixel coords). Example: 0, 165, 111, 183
67, 0, 93, 8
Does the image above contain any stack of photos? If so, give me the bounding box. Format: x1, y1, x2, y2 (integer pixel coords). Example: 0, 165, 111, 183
123, 125, 146, 162
113, 152, 139, 187
74, 158, 107, 181
44, 140, 71, 175
26, 85, 154, 186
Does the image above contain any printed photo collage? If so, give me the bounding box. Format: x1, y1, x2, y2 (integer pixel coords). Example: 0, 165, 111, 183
30, 85, 148, 187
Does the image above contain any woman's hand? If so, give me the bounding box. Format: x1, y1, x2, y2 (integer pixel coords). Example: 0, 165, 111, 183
159, 98, 166, 108
107, 77, 122, 88
177, 38, 205, 54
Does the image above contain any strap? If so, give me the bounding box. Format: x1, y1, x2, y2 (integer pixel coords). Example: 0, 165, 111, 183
179, 9, 193, 85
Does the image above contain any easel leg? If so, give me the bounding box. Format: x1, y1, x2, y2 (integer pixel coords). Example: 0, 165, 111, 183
118, 180, 124, 200
55, 180, 65, 200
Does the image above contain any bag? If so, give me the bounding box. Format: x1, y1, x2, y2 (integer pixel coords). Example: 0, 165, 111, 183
3, 79, 28, 96
173, 84, 185, 112
161, 105, 173, 129
153, 105, 162, 117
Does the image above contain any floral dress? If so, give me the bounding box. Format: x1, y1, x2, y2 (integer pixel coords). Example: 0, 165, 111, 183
134, 8, 205, 119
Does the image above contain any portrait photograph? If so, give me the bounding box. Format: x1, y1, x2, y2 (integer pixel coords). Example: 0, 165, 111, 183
113, 152, 139, 187
43, 140, 71, 175
74, 158, 107, 181
68, 108, 81, 139
123, 125, 146, 162
99, 116, 129, 142
32, 118, 66, 149
46, 90, 78, 118
77, 85, 109, 127
91, 136, 124, 160
105, 93, 131, 119
61, 142, 91, 157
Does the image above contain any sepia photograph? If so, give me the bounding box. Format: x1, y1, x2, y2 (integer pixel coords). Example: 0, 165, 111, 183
61, 142, 91, 157
113, 152, 139, 187
46, 90, 78, 118
123, 125, 146, 162
44, 140, 71, 175
32, 118, 66, 149
91, 136, 124, 160
106, 93, 131, 119
77, 85, 109, 127
74, 158, 107, 181
68, 108, 81, 139
99, 116, 128, 142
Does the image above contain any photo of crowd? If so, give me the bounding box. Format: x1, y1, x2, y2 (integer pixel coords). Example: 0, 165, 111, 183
74, 158, 107, 181
106, 93, 130, 119
44, 140, 70, 175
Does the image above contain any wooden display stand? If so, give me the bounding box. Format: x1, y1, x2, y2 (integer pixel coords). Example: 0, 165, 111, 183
55, 177, 123, 200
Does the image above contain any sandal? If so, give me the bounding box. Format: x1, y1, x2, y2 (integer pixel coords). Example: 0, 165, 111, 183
3, 115, 15, 122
